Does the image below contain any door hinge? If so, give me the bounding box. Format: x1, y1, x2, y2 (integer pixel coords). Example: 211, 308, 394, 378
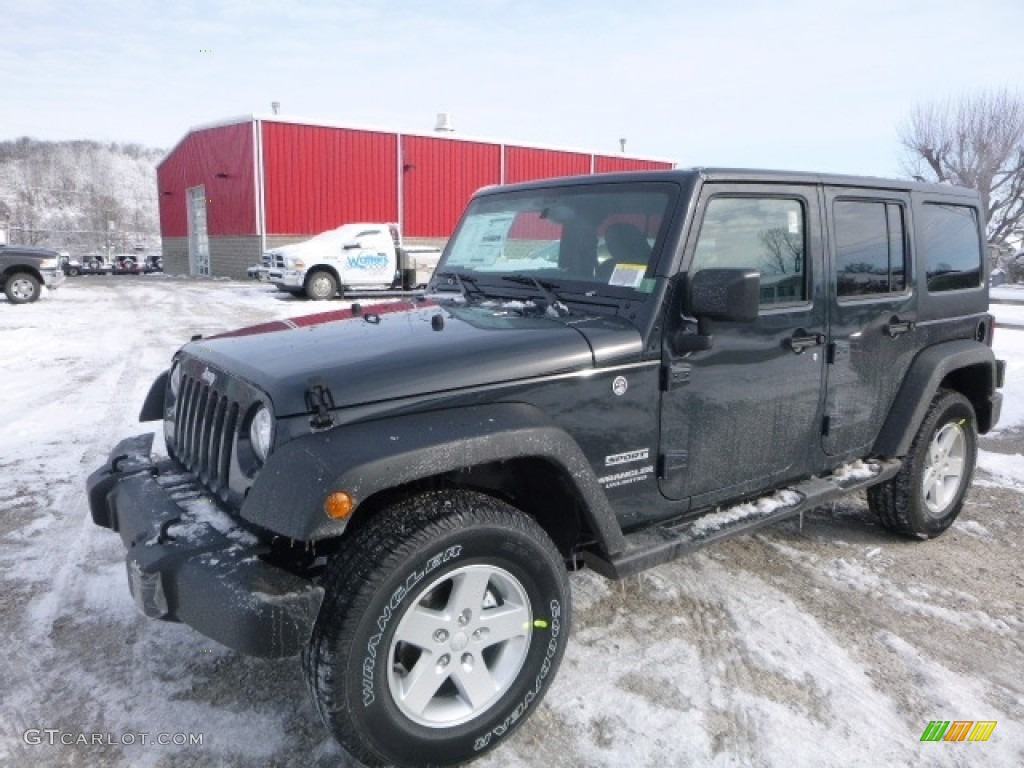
821, 415, 831, 436
826, 342, 836, 364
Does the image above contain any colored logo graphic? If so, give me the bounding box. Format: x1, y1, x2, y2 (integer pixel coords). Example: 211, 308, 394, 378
920, 720, 996, 742
346, 252, 390, 272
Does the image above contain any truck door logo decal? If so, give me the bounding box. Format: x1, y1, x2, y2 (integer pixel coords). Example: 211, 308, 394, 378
345, 251, 390, 273
612, 376, 628, 396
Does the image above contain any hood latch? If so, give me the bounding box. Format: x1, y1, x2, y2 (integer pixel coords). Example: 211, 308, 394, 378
305, 380, 336, 430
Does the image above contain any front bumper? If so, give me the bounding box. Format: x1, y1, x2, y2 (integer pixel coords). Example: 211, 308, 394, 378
87, 433, 324, 657
268, 269, 304, 288
42, 269, 66, 289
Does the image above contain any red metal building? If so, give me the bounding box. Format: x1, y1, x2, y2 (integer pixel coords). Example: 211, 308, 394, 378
157, 115, 674, 279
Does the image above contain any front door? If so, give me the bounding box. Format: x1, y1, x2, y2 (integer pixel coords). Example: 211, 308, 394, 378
659, 184, 827, 507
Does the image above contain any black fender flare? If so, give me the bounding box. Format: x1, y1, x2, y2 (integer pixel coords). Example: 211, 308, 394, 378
240, 402, 627, 554
873, 340, 1000, 457
139, 369, 169, 422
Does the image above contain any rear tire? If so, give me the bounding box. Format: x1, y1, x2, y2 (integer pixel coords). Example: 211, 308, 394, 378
306, 270, 338, 300
4, 272, 41, 304
867, 388, 977, 538
302, 490, 571, 767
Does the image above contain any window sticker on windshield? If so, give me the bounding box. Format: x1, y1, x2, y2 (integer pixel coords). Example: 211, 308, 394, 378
608, 263, 646, 288
788, 210, 800, 235
448, 213, 514, 267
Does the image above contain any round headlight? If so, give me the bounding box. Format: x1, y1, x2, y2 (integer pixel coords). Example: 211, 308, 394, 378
250, 406, 274, 462
169, 363, 182, 397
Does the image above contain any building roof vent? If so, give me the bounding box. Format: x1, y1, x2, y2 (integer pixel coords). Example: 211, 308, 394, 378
434, 112, 455, 132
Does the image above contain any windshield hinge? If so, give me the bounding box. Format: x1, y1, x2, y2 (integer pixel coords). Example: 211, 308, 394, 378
660, 362, 691, 391
305, 380, 336, 429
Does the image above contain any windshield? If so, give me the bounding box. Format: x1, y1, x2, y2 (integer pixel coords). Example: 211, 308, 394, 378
442, 182, 678, 296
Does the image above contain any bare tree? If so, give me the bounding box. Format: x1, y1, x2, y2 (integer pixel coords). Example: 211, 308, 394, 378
758, 227, 803, 275
900, 90, 1024, 244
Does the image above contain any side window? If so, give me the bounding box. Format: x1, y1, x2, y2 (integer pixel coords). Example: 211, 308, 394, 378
692, 197, 806, 306
834, 200, 907, 297
919, 203, 982, 292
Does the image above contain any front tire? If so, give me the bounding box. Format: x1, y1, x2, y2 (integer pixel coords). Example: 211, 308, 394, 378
4, 272, 41, 303
305, 269, 338, 300
867, 388, 977, 538
302, 490, 571, 767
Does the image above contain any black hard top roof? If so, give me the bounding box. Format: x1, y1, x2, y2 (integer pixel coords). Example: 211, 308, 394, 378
481, 167, 977, 199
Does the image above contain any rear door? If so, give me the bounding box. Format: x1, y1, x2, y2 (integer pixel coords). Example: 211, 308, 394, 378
822, 189, 917, 456
659, 183, 827, 506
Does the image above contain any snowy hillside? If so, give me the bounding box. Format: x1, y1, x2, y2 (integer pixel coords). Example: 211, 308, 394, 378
0, 138, 162, 252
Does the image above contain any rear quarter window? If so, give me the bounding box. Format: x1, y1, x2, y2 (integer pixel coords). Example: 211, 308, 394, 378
918, 203, 982, 292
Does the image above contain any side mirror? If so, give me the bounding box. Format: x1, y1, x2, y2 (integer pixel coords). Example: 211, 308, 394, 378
689, 268, 761, 322
671, 268, 760, 354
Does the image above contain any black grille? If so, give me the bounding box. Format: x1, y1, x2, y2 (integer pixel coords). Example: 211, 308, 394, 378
173, 375, 239, 493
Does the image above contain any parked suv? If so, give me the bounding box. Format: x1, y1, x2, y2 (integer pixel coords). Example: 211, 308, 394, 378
88, 169, 1004, 767
1, 244, 65, 303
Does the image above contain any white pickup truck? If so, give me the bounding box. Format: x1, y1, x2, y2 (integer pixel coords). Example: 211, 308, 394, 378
260, 223, 442, 300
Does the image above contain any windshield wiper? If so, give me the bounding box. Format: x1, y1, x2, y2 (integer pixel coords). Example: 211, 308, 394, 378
433, 270, 484, 300
500, 275, 571, 316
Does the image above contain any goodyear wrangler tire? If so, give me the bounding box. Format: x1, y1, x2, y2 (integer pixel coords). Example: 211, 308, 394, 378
302, 490, 571, 768
867, 388, 977, 539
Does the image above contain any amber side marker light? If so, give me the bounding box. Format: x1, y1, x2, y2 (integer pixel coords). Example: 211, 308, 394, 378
325, 491, 355, 520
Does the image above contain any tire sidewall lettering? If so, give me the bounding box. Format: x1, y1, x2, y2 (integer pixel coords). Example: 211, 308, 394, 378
472, 598, 562, 753
362, 544, 462, 707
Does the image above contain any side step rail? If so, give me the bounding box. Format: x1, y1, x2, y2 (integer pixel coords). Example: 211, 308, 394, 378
583, 458, 901, 579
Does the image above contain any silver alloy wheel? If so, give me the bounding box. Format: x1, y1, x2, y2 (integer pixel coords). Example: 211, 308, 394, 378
922, 421, 966, 517
10, 277, 37, 301
307, 274, 331, 299
387, 564, 532, 728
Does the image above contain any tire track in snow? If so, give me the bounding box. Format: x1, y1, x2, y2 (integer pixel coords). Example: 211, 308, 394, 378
1, 288, 157, 763
678, 557, 765, 767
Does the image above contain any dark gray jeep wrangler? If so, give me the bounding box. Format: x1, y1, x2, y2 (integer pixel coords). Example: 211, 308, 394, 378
88, 169, 1004, 767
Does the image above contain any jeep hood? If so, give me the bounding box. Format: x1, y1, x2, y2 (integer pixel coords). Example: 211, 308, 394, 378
183, 301, 642, 416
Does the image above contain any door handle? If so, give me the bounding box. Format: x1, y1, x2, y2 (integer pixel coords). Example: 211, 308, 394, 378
786, 330, 825, 354
885, 316, 916, 338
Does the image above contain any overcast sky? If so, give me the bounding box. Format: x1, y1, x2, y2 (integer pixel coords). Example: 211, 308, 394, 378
4, 0, 1022, 177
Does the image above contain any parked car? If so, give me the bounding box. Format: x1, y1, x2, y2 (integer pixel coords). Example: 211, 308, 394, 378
112, 253, 144, 274
143, 253, 164, 273
89, 168, 1004, 767
1, 244, 65, 303
59, 254, 82, 276
78, 253, 113, 275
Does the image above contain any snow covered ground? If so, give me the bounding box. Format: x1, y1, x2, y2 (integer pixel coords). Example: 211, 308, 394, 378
1, 277, 1022, 767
